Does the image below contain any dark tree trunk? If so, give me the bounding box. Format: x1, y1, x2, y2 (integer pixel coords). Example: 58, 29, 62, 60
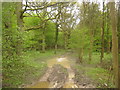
100, 2, 105, 63
106, 4, 111, 53
54, 23, 59, 54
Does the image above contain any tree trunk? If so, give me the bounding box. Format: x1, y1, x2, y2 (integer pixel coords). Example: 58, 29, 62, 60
67, 29, 71, 49
88, 3, 94, 62
106, 19, 111, 53
42, 37, 45, 53
16, 2, 23, 31
41, 28, 45, 53
16, 2, 23, 55
54, 23, 59, 54
77, 48, 83, 63
109, 1, 119, 88
64, 31, 67, 50
117, 2, 120, 89
118, 3, 120, 54
106, 4, 111, 53
100, 2, 105, 63
41, 7, 47, 53
54, 3, 61, 53
89, 38, 93, 61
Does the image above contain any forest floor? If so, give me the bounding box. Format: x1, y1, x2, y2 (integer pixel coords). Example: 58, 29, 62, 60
21, 51, 114, 88
23, 52, 96, 88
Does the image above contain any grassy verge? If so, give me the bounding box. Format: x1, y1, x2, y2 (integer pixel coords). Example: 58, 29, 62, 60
73, 52, 114, 88
21, 49, 66, 86
74, 64, 114, 88
3, 49, 66, 88
23, 49, 66, 62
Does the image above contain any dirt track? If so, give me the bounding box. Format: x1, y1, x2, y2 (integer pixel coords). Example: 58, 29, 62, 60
26, 56, 95, 88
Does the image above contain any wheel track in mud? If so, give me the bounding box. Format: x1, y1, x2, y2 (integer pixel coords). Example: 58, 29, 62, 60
24, 56, 95, 88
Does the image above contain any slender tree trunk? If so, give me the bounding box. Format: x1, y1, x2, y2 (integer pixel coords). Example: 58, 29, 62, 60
88, 3, 94, 62
89, 36, 93, 61
77, 48, 83, 63
64, 31, 67, 50
41, 27, 46, 53
54, 3, 61, 54
106, 20, 111, 53
54, 23, 59, 54
100, 2, 105, 63
42, 38, 45, 52
107, 26, 111, 53
67, 30, 71, 49
41, 7, 47, 53
109, 1, 119, 88
89, 25, 93, 62
89, 21, 93, 61
106, 4, 111, 53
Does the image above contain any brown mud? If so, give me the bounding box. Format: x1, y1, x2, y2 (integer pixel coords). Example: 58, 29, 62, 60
23, 53, 95, 88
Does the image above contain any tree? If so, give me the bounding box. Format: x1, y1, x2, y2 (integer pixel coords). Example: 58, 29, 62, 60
117, 1, 120, 88
54, 3, 61, 54
100, 1, 105, 63
69, 28, 90, 63
15, 2, 24, 55
23, 2, 69, 52
109, 1, 119, 88
2, 2, 25, 87
106, 3, 111, 53
60, 2, 77, 50
79, 2, 101, 62
118, 2, 120, 53
16, 2, 23, 31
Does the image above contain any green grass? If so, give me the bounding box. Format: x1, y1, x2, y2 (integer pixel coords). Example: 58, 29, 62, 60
85, 67, 114, 88
21, 49, 66, 86
74, 65, 114, 88
73, 52, 114, 88
3, 49, 66, 88
23, 49, 66, 62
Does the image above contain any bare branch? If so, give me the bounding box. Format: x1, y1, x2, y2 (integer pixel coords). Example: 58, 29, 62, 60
24, 2, 69, 11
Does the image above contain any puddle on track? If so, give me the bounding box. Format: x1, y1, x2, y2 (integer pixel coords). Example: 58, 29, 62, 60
29, 81, 49, 88
28, 57, 77, 88
47, 57, 71, 68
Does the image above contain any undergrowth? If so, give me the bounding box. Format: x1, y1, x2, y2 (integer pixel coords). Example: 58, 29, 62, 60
74, 52, 115, 88
3, 49, 65, 88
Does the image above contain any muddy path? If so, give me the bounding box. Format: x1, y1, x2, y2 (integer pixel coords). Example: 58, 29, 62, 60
25, 54, 95, 88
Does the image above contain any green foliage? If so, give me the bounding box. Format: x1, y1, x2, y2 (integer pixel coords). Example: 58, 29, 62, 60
2, 2, 115, 88
83, 52, 112, 65
24, 16, 40, 27
2, 2, 23, 87
69, 28, 90, 52
22, 30, 36, 50
23, 16, 56, 50
57, 32, 64, 47
45, 21, 56, 48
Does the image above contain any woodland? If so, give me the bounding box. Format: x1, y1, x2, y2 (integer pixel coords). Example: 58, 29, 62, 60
2, 0, 120, 88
